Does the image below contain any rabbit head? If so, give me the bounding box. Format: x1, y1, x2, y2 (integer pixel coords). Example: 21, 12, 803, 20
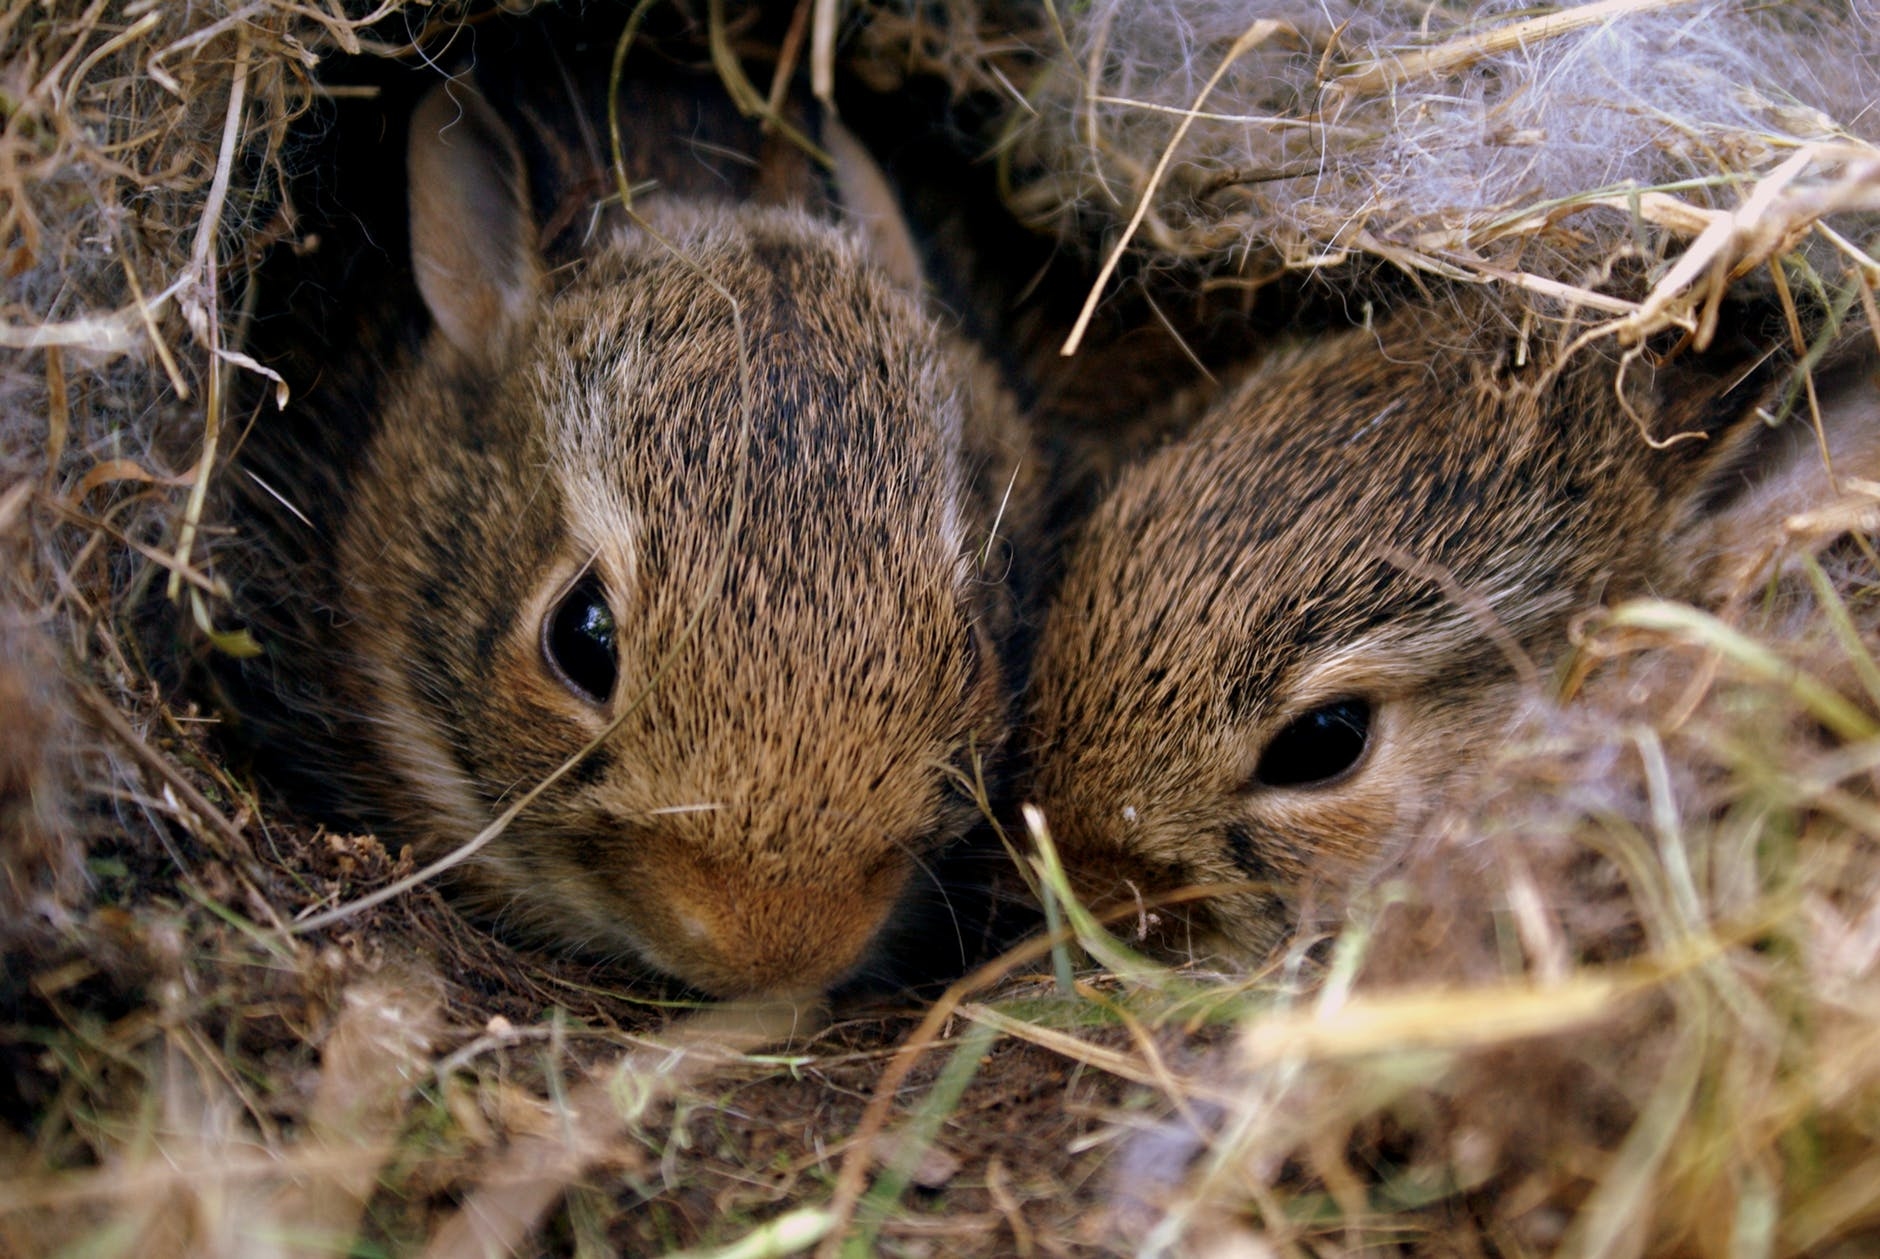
311, 84, 1034, 997
1026, 305, 1874, 959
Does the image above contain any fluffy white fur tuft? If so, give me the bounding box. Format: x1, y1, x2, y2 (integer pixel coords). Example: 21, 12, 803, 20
1008, 0, 1880, 297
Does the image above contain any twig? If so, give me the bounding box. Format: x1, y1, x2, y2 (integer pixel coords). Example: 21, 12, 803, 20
1326, 0, 1706, 98
1061, 21, 1285, 357
811, 0, 838, 103
167, 27, 253, 604
71, 683, 278, 928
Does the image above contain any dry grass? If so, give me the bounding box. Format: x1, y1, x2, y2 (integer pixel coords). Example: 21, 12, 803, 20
970, 0, 1880, 353
2, 2, 1878, 1257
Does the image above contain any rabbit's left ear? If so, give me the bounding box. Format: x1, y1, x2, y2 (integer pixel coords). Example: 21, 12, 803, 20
407, 80, 542, 368
823, 112, 925, 293
1667, 352, 1880, 592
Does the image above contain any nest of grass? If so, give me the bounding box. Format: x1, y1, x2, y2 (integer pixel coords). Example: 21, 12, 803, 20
888, 0, 1880, 355
2, 1, 1878, 1256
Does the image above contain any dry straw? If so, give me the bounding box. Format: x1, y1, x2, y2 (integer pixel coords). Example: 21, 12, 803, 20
990, 0, 1880, 350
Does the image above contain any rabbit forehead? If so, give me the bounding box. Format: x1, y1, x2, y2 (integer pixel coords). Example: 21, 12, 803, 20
1035, 332, 1637, 775
1088, 338, 1619, 650
1055, 465, 1490, 723
524, 210, 971, 572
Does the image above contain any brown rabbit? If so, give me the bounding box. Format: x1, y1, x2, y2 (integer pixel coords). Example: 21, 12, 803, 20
216, 67, 1038, 998
1025, 302, 1879, 959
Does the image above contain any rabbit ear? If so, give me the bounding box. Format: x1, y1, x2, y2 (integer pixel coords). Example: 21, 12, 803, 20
1669, 354, 1880, 592
822, 112, 925, 293
407, 81, 542, 367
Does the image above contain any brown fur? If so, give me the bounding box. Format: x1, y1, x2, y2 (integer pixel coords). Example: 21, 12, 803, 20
0, 620, 74, 916
220, 75, 1038, 997
1025, 301, 1879, 960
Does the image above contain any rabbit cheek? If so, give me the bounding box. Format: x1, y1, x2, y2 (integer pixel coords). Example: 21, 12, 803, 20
1060, 841, 1189, 923
1031, 802, 1303, 960
443, 566, 622, 784
1231, 791, 1399, 887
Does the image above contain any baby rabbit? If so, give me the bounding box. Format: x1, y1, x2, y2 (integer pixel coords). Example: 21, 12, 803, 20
220, 72, 1036, 998
1025, 303, 1878, 959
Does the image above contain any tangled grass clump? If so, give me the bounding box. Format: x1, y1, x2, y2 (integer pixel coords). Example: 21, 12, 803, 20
988, 0, 1880, 350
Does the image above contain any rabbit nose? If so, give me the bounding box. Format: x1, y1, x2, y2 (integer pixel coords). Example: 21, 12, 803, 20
652, 872, 904, 998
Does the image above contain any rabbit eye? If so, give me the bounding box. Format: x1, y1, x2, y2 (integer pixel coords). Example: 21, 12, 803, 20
543, 571, 618, 704
1252, 698, 1371, 789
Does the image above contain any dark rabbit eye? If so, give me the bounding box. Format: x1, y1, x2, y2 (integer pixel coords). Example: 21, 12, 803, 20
543, 571, 618, 704
1252, 698, 1371, 789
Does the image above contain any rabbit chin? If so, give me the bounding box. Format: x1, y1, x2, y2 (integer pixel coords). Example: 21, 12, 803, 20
437, 845, 913, 999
